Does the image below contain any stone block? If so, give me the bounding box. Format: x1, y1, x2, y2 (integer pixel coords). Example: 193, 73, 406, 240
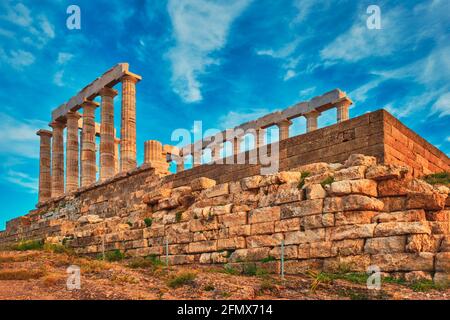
331, 239, 365, 256
324, 255, 370, 272
372, 209, 426, 223
370, 253, 434, 271
241, 176, 262, 190
406, 234, 439, 253
406, 192, 447, 210
274, 218, 301, 232
374, 221, 431, 237
334, 166, 366, 181
217, 237, 246, 250
280, 199, 323, 219
301, 213, 334, 229
305, 184, 326, 199
284, 229, 325, 245
269, 245, 298, 259
205, 183, 229, 198
330, 224, 375, 240
344, 154, 376, 167
365, 164, 407, 181
218, 212, 247, 227
364, 236, 406, 254
249, 207, 280, 224
435, 252, 450, 272
335, 211, 377, 226
187, 240, 217, 253
284, 259, 323, 274
246, 233, 283, 248
191, 177, 216, 191
251, 222, 275, 235
329, 179, 378, 197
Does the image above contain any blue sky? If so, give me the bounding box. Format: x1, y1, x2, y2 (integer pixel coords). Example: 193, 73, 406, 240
0, 0, 449, 229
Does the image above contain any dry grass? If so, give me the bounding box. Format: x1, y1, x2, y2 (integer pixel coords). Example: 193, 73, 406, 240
78, 258, 112, 273
0, 269, 46, 280
41, 273, 65, 287
0, 252, 38, 263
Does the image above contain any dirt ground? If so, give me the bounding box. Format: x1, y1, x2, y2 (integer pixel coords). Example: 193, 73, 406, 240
0, 250, 448, 300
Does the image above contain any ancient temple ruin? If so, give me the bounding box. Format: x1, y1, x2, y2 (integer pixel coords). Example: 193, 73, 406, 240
2, 63, 449, 283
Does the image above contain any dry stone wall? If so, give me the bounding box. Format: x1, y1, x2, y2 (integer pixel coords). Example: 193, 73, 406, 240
1, 154, 449, 284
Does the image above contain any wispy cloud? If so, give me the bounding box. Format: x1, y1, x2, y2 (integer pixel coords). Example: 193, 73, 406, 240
5, 170, 38, 194
167, 0, 251, 103
0, 48, 35, 69
0, 112, 47, 159
218, 108, 269, 129
1, 2, 32, 27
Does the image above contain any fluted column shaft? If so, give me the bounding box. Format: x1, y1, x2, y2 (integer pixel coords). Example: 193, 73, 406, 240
99, 87, 118, 181
233, 136, 242, 156
277, 120, 292, 140
176, 157, 184, 173
36, 130, 52, 202
120, 74, 139, 172
66, 112, 80, 192
50, 120, 65, 198
305, 111, 320, 132
81, 101, 99, 187
193, 149, 202, 167
144, 140, 163, 163
336, 99, 352, 123
211, 144, 221, 162
114, 137, 120, 175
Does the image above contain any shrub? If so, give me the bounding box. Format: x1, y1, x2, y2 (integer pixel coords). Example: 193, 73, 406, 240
167, 272, 196, 288
410, 280, 447, 292
12, 240, 44, 251
175, 212, 183, 223
320, 176, 335, 187
297, 171, 310, 189
144, 218, 153, 227
260, 256, 276, 263
43, 243, 72, 254
128, 255, 164, 269
0, 269, 45, 280
422, 172, 450, 186
204, 284, 215, 291
104, 249, 125, 262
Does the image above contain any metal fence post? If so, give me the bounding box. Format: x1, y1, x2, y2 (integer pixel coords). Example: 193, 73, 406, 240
281, 239, 285, 280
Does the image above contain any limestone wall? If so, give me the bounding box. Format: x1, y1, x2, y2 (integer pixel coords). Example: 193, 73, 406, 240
1, 154, 449, 283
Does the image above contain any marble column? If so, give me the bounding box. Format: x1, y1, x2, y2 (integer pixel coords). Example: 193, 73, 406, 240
193, 149, 202, 167
176, 156, 184, 173
211, 144, 221, 163
120, 74, 140, 172
305, 110, 320, 132
114, 137, 120, 175
99, 87, 118, 181
66, 111, 81, 192
36, 129, 52, 202
50, 120, 65, 198
336, 99, 352, 123
81, 100, 99, 187
144, 140, 163, 163
233, 136, 242, 156
277, 119, 292, 140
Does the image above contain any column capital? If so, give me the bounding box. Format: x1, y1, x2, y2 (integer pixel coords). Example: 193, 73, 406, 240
36, 129, 52, 137
277, 119, 293, 127
66, 111, 81, 120
99, 87, 118, 98
49, 119, 65, 129
80, 100, 100, 110
121, 72, 142, 84
304, 110, 321, 118
335, 97, 353, 108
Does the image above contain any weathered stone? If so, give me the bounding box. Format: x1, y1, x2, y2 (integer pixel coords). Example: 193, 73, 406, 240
274, 218, 301, 232
190, 218, 218, 232
371, 209, 426, 223
210, 204, 233, 215
364, 236, 406, 254
324, 255, 370, 272
284, 229, 325, 245
191, 177, 216, 191
330, 224, 375, 240
343, 195, 384, 211
379, 197, 407, 212
334, 166, 366, 181
365, 164, 407, 181
404, 271, 432, 282
251, 222, 274, 235
249, 207, 280, 224
378, 179, 409, 197
406, 192, 446, 210
218, 212, 247, 227
434, 272, 450, 285
370, 253, 434, 271
296, 162, 329, 176
269, 245, 297, 259
241, 176, 262, 190
228, 225, 251, 236
187, 240, 217, 253
301, 213, 334, 229
217, 237, 246, 250
78, 215, 103, 224
309, 241, 333, 258
329, 179, 377, 197
280, 199, 323, 219
277, 172, 302, 184
344, 154, 376, 167
229, 248, 270, 262
374, 221, 431, 237
305, 184, 326, 199
246, 233, 283, 248
274, 184, 303, 204
335, 211, 377, 226
435, 252, 450, 272
426, 210, 449, 221
331, 239, 365, 256
205, 183, 229, 198
429, 221, 449, 234
406, 234, 439, 253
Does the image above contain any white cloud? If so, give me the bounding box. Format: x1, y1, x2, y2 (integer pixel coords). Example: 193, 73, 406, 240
283, 70, 297, 81
0, 27, 14, 38
0, 48, 35, 69
53, 70, 65, 87
57, 52, 74, 65
446, 136, 450, 142
38, 15, 55, 39
5, 170, 38, 194
1, 3, 32, 27
167, 0, 251, 103
299, 87, 316, 98
218, 108, 269, 129
431, 92, 450, 118
0, 112, 46, 159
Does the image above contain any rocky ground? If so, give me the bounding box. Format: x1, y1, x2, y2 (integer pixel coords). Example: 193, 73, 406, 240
0, 249, 448, 300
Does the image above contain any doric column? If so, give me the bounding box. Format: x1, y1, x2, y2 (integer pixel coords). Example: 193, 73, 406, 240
50, 120, 65, 198
305, 110, 320, 132
255, 128, 265, 148
336, 99, 352, 123
144, 140, 168, 174
211, 144, 221, 163
81, 100, 99, 187
277, 119, 292, 140
114, 137, 120, 175
66, 111, 81, 192
36, 129, 52, 202
233, 136, 242, 156
99, 87, 118, 181
120, 74, 140, 172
